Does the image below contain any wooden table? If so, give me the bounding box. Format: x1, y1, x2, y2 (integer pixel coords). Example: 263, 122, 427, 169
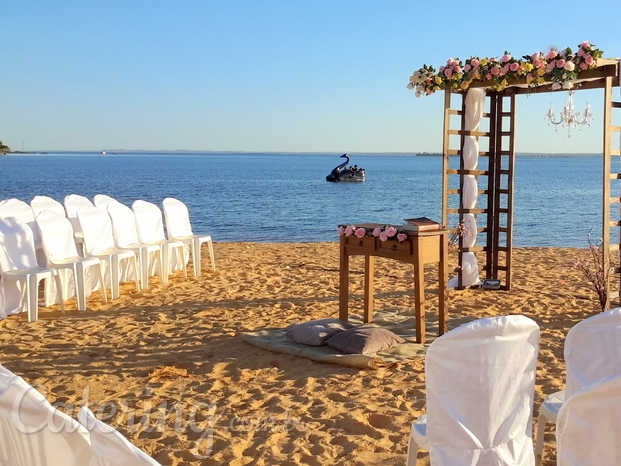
338, 224, 449, 344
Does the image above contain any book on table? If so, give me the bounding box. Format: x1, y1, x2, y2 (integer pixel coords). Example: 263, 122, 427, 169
402, 217, 441, 231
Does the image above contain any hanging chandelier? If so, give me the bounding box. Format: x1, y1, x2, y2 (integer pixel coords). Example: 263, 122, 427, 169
545, 90, 593, 138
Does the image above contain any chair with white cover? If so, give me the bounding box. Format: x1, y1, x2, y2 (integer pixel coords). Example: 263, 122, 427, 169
162, 197, 215, 277
535, 307, 621, 464
406, 315, 540, 466
555, 373, 621, 465
93, 194, 118, 212
64, 194, 94, 238
78, 406, 162, 465
107, 200, 163, 290
132, 200, 187, 283
31, 195, 66, 218
0, 217, 64, 322
35, 210, 107, 311
0, 364, 97, 466
0, 197, 45, 265
77, 205, 140, 299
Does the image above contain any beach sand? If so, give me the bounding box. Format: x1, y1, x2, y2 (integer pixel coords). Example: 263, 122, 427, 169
0, 243, 599, 465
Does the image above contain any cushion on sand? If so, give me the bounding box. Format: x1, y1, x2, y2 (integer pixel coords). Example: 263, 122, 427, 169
325, 326, 405, 355
285, 318, 355, 346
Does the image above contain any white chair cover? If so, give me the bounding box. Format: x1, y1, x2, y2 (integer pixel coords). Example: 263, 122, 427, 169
419, 315, 540, 465
0, 217, 64, 321
64, 194, 94, 236
31, 195, 66, 218
0, 198, 45, 266
0, 364, 97, 466
162, 197, 215, 276
93, 194, 118, 212
77, 205, 139, 297
78, 406, 162, 465
556, 374, 621, 466
448, 88, 485, 288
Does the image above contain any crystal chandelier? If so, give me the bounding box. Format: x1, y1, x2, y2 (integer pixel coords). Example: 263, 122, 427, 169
545, 90, 593, 138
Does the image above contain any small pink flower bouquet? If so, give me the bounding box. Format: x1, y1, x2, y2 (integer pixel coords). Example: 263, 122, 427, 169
338, 224, 410, 242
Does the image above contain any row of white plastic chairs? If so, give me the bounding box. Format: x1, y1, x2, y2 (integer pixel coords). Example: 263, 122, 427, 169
0, 363, 162, 465
405, 309, 621, 466
0, 195, 216, 322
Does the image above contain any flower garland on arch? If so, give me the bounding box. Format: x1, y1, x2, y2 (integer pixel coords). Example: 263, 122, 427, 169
338, 224, 409, 242
406, 41, 603, 97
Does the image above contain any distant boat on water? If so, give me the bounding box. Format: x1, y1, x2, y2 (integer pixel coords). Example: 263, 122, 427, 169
326, 154, 365, 182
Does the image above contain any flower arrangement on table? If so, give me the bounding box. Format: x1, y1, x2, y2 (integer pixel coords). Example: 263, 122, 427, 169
338, 224, 409, 242
407, 41, 604, 97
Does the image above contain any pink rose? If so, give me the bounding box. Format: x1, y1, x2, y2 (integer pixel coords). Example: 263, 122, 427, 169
485, 73, 492, 80
355, 228, 366, 238
491, 66, 500, 76
345, 225, 355, 236
444, 68, 452, 78
510, 62, 519, 72
547, 62, 556, 72
533, 59, 541, 68
372, 227, 381, 237
585, 55, 594, 65
384, 226, 397, 237
501, 54, 511, 63
464, 64, 471, 72
397, 233, 407, 242
439, 65, 445, 73
379, 232, 389, 242
581, 41, 591, 49
531, 52, 541, 61
454, 66, 462, 73
546, 50, 558, 60
471, 58, 479, 67
501, 64, 510, 75
556, 59, 565, 69
577, 48, 585, 57
580, 62, 588, 71
337, 226, 345, 235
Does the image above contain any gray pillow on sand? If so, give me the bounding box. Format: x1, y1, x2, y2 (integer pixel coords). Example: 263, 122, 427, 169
285, 318, 355, 346
325, 326, 405, 355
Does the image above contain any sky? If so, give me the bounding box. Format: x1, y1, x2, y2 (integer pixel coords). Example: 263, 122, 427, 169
1, 0, 620, 154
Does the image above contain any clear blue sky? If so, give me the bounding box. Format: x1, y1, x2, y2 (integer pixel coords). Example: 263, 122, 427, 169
1, 0, 619, 153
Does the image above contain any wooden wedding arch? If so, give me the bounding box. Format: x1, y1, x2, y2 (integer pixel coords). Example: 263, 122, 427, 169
443, 58, 620, 299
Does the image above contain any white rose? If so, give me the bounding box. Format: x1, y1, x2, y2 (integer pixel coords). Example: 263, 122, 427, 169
564, 61, 575, 72
406, 82, 414, 90
562, 80, 574, 89
551, 82, 562, 90
416, 84, 424, 92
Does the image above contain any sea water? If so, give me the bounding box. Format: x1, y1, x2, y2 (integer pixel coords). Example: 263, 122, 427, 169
0, 152, 613, 248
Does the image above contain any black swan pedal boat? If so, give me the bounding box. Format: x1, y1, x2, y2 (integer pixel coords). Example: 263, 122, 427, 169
326, 154, 365, 182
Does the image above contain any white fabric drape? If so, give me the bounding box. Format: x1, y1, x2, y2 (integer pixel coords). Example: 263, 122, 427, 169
449, 88, 486, 288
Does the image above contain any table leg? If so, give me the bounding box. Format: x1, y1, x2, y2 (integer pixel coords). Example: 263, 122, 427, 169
339, 238, 350, 322
364, 255, 375, 323
438, 232, 449, 336
413, 237, 425, 344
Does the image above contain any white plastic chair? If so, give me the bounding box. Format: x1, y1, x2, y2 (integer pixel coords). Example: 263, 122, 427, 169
556, 373, 621, 465
93, 194, 118, 212
0, 217, 65, 322
0, 198, 45, 265
107, 200, 163, 290
64, 194, 94, 238
0, 364, 98, 466
31, 195, 66, 218
36, 210, 107, 310
78, 406, 162, 465
535, 307, 621, 464
77, 205, 140, 299
132, 200, 187, 283
406, 315, 540, 466
162, 197, 215, 277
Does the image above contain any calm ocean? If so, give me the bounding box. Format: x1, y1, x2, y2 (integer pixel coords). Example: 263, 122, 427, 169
0, 152, 612, 248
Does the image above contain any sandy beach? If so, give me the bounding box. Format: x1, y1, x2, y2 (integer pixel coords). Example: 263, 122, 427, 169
0, 242, 599, 465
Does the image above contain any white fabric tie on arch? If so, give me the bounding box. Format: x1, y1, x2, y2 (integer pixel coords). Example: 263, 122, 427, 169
449, 87, 486, 288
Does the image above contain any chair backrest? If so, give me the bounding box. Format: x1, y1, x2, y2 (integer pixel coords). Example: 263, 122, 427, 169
31, 196, 66, 218
78, 406, 162, 465
35, 210, 80, 261
556, 374, 621, 465
425, 315, 540, 465
76, 205, 116, 255
93, 194, 118, 212
0, 217, 39, 271
162, 197, 194, 238
0, 198, 40, 245
132, 200, 166, 243
64, 194, 94, 233
0, 364, 97, 466
564, 307, 621, 398
106, 201, 141, 248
